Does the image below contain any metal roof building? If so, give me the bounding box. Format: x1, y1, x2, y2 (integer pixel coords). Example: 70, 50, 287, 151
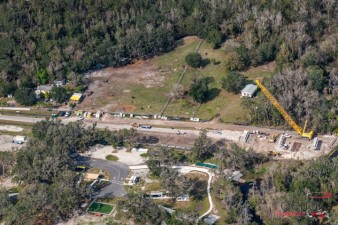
241, 84, 257, 97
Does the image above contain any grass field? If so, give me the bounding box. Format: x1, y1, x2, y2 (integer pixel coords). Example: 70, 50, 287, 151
81, 36, 275, 123
87, 202, 114, 214
163, 39, 276, 122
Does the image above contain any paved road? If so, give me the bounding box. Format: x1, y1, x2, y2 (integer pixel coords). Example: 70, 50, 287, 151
79, 157, 129, 198
0, 114, 44, 123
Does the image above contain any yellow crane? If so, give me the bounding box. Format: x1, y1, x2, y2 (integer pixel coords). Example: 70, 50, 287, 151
255, 80, 314, 140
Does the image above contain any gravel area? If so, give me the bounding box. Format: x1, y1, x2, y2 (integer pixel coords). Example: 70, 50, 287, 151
0, 125, 23, 132
0, 135, 25, 151
89, 145, 146, 165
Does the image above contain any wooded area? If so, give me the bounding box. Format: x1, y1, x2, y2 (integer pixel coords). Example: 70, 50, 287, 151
0, 0, 336, 132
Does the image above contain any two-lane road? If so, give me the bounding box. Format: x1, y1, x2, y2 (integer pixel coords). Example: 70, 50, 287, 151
78, 157, 129, 198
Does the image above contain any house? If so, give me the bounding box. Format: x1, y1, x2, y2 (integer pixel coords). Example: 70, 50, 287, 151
204, 214, 221, 225
70, 93, 83, 103
53, 79, 66, 87
241, 84, 257, 98
35, 85, 52, 96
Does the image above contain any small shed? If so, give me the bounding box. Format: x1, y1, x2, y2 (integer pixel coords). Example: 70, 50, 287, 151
70, 93, 83, 103
53, 79, 66, 87
241, 84, 257, 98
35, 85, 52, 96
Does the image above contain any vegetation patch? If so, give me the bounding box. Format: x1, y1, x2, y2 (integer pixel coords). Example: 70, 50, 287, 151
105, 154, 118, 161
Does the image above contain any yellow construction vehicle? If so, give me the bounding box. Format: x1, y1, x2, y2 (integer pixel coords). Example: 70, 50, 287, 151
268, 151, 282, 157
255, 80, 314, 140
268, 132, 279, 143
132, 122, 139, 128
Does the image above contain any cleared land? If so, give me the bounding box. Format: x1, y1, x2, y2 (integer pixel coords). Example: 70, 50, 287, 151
78, 36, 275, 123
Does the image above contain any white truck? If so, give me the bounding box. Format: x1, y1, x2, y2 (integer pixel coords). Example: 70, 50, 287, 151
13, 136, 26, 144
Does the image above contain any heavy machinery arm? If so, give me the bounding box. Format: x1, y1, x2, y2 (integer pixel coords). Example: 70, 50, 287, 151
255, 80, 314, 140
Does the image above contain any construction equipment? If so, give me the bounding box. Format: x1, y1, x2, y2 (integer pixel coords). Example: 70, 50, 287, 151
268, 151, 281, 157
268, 132, 279, 143
132, 122, 139, 128
255, 80, 314, 140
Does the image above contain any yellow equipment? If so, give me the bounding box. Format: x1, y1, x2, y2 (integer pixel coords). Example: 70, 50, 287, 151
268, 132, 279, 143
255, 80, 314, 140
268, 151, 281, 156
132, 123, 139, 128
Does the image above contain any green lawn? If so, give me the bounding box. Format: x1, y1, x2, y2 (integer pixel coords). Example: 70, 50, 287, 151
87, 202, 114, 214
104, 37, 201, 115
164, 40, 275, 122
84, 36, 275, 123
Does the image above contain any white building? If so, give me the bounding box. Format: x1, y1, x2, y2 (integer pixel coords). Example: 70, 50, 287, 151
241, 84, 257, 98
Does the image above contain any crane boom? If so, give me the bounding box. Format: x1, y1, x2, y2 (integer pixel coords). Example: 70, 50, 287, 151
255, 80, 314, 140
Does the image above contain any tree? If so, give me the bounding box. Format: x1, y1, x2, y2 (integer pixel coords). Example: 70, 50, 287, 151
221, 71, 246, 93
189, 77, 209, 103
185, 53, 203, 68
191, 129, 214, 161
206, 29, 223, 49
0, 81, 16, 97
224, 51, 245, 71
36, 69, 49, 85
118, 128, 137, 151
118, 194, 171, 224
306, 65, 327, 92
160, 167, 193, 201
50, 86, 68, 103
14, 87, 36, 105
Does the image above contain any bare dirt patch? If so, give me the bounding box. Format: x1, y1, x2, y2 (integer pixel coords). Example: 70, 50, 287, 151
90, 60, 161, 87
79, 60, 165, 111
0, 135, 25, 151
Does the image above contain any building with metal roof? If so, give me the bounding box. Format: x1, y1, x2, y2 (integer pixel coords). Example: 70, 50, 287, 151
241, 84, 257, 97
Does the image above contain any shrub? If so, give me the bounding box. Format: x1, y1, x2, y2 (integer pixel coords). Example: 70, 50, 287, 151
189, 78, 209, 103
14, 87, 37, 105
105, 154, 118, 161
185, 52, 203, 68
221, 71, 246, 93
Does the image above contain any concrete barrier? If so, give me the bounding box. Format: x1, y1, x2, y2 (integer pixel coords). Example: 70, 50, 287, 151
0, 107, 31, 111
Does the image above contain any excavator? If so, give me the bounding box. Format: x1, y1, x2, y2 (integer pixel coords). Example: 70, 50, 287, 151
255, 80, 314, 140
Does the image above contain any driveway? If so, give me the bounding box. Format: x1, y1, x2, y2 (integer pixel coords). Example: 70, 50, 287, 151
78, 157, 129, 198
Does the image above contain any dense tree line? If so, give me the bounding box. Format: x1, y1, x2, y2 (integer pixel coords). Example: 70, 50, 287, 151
242, 67, 338, 133
0, 120, 103, 225
0, 0, 337, 97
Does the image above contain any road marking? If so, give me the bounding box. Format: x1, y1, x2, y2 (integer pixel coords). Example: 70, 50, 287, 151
110, 180, 123, 185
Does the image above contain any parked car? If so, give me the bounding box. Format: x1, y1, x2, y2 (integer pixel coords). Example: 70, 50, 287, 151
51, 113, 59, 119
59, 111, 66, 117
77, 116, 84, 120
65, 111, 71, 117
